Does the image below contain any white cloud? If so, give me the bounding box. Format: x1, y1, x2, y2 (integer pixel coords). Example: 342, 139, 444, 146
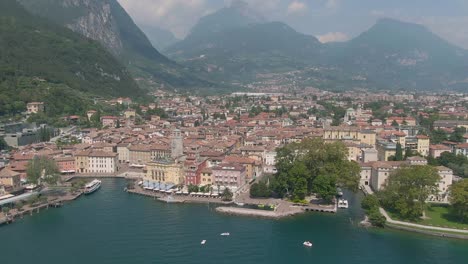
317, 32, 349, 43
287, 1, 308, 15
117, 0, 209, 38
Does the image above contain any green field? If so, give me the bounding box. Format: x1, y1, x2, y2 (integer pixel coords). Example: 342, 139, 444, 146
420, 205, 468, 230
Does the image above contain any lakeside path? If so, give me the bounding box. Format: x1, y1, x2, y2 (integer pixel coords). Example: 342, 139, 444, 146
363, 183, 468, 238
379, 208, 468, 234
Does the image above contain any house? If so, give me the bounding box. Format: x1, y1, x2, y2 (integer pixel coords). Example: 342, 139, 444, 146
54, 156, 76, 174
27, 102, 44, 114
416, 135, 430, 156
455, 143, 468, 157
212, 163, 246, 191
429, 144, 451, 158
0, 167, 22, 192
101, 116, 118, 128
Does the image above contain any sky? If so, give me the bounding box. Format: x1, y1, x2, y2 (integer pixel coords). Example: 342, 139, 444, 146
117, 0, 468, 48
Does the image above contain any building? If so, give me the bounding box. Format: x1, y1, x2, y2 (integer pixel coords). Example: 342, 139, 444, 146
145, 158, 185, 185
376, 141, 396, 161
27, 102, 44, 114
200, 168, 213, 186
416, 135, 430, 156
171, 129, 184, 159
429, 144, 451, 158
212, 163, 246, 191
367, 161, 453, 203
75, 151, 118, 174
455, 143, 468, 157
101, 116, 118, 128
0, 168, 21, 192
54, 156, 76, 174
323, 126, 376, 147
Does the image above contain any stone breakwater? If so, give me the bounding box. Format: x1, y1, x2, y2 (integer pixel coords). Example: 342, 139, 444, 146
215, 206, 303, 219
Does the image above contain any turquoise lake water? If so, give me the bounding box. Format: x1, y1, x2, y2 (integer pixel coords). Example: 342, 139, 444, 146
0, 179, 467, 264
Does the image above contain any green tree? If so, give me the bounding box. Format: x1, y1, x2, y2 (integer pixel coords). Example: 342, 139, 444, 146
391, 120, 399, 127
394, 142, 403, 161
250, 181, 271, 198
379, 165, 440, 220
450, 127, 467, 143
449, 179, 468, 223
26, 156, 60, 185
221, 188, 233, 201
368, 209, 386, 227
311, 174, 336, 202
0, 137, 8, 150
430, 129, 448, 144
271, 138, 360, 201
361, 194, 380, 211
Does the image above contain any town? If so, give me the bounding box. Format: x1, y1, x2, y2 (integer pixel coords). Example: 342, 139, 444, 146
1, 89, 468, 233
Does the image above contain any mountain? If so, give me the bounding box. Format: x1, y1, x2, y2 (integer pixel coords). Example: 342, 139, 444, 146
140, 25, 180, 51
187, 0, 265, 40
166, 3, 322, 82
168, 5, 468, 91
0, 0, 142, 116
332, 18, 468, 90
17, 0, 212, 91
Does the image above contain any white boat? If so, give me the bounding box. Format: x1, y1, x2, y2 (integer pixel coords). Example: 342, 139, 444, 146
338, 199, 349, 209
220, 232, 230, 236
201, 240, 206, 245
84, 179, 102, 194
303, 241, 313, 247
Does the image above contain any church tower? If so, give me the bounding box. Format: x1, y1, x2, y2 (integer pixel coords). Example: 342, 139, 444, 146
171, 129, 183, 159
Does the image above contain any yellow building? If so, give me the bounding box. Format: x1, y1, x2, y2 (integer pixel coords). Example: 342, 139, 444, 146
324, 126, 376, 147
0, 168, 21, 191
416, 135, 430, 157
200, 168, 213, 185
376, 141, 396, 161
75, 151, 90, 174
145, 158, 185, 185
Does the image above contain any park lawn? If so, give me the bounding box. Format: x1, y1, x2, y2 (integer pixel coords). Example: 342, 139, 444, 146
386, 205, 468, 230
420, 205, 468, 230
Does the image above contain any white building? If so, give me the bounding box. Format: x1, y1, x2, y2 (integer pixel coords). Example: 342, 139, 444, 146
87, 152, 118, 174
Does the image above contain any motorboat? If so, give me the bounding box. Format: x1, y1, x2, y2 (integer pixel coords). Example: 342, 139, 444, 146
336, 188, 343, 197
220, 232, 230, 236
338, 199, 349, 209
303, 241, 313, 247
84, 179, 101, 194
201, 240, 206, 245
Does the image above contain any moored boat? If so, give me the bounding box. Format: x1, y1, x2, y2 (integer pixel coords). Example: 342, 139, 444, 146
338, 199, 349, 209
201, 240, 206, 245
84, 179, 102, 194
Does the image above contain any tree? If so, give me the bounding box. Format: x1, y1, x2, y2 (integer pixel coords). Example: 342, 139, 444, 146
0, 137, 8, 151
271, 138, 360, 201
250, 181, 271, 198
430, 129, 447, 144
221, 188, 233, 201
394, 142, 403, 161
311, 174, 336, 202
450, 127, 467, 143
449, 179, 468, 223
26, 156, 60, 185
368, 209, 386, 227
391, 120, 399, 127
361, 194, 380, 211
379, 165, 440, 220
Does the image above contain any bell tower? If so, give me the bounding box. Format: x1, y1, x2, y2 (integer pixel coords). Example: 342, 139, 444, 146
171, 129, 183, 159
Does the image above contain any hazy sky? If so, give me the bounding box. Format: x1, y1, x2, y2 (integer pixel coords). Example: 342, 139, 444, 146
118, 0, 468, 48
